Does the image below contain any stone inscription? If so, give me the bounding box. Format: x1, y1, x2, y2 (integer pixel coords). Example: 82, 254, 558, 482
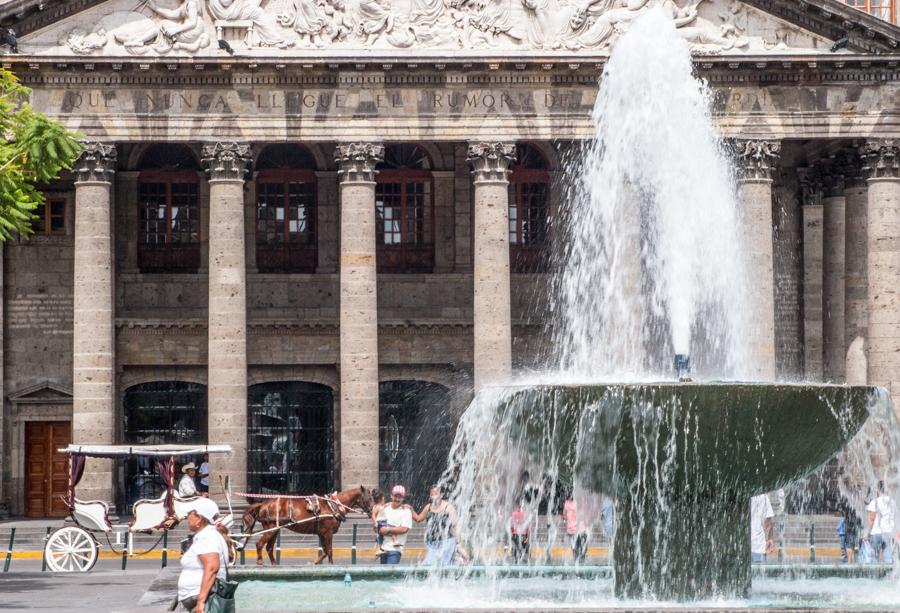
48, 88, 590, 116
7, 294, 74, 335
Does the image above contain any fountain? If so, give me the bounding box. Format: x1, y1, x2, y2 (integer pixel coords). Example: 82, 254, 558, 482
442, 5, 897, 604
231, 7, 900, 610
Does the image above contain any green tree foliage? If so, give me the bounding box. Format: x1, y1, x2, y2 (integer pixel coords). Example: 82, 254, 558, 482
0, 68, 80, 240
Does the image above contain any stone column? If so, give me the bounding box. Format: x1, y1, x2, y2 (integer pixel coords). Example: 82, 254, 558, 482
335, 143, 384, 489
734, 140, 779, 381
72, 142, 117, 503
819, 162, 846, 382
202, 142, 251, 497
799, 168, 824, 380
862, 139, 900, 415
467, 142, 516, 391
843, 155, 868, 385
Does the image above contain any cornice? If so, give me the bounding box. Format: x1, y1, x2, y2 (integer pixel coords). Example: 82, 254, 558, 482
740, 0, 900, 53
5, 54, 900, 88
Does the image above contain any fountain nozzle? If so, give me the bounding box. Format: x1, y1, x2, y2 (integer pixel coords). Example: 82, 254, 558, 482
674, 354, 692, 382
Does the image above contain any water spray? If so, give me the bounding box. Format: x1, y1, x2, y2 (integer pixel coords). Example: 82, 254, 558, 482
674, 353, 691, 381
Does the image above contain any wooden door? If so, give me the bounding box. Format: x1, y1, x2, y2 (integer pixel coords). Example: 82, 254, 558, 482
25, 421, 71, 517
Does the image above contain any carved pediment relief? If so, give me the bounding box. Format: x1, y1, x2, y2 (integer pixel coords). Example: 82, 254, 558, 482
9, 381, 73, 404
18, 0, 833, 56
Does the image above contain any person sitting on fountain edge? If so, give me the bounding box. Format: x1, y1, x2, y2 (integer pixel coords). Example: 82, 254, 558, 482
750, 493, 775, 564
378, 485, 413, 564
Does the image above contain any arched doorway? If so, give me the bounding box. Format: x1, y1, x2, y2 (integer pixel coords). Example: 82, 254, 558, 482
122, 381, 207, 506
379, 381, 454, 504
247, 382, 335, 495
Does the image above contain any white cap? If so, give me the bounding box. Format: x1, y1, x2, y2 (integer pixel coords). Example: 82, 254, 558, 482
191, 497, 220, 523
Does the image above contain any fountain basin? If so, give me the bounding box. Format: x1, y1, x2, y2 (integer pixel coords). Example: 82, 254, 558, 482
492, 383, 884, 600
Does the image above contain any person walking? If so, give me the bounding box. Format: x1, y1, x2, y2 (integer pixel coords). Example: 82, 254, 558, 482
179, 463, 199, 498
510, 500, 530, 564
867, 481, 895, 564
413, 485, 460, 566
750, 493, 774, 564
562, 498, 587, 563
378, 485, 413, 564
177, 498, 230, 612
838, 503, 861, 564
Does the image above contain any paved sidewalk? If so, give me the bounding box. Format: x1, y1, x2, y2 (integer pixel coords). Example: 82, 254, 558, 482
0, 566, 160, 613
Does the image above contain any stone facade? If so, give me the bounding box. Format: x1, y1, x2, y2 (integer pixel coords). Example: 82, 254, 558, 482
2, 0, 900, 515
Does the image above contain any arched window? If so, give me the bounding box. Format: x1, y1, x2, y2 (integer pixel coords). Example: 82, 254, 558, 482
255, 145, 318, 273
248, 382, 334, 494
137, 144, 201, 273
379, 380, 454, 505
375, 144, 435, 273
123, 381, 207, 506
509, 144, 551, 273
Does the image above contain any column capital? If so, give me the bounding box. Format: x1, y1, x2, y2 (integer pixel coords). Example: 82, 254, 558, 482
201, 142, 252, 182
861, 139, 900, 180
837, 150, 866, 189
74, 141, 117, 184
334, 142, 384, 182
467, 142, 517, 182
732, 139, 781, 182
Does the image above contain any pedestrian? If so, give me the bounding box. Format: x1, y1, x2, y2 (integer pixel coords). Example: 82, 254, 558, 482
510, 500, 530, 564
750, 493, 774, 564
198, 453, 210, 497
177, 498, 231, 612
179, 463, 199, 498
562, 498, 587, 563
412, 485, 460, 566
867, 481, 895, 564
837, 502, 861, 564
378, 485, 413, 564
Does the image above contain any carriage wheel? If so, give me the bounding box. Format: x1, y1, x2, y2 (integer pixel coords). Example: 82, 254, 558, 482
44, 526, 99, 572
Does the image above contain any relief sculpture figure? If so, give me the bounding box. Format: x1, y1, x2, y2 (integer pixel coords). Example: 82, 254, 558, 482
521, 0, 575, 49
207, 0, 293, 47
567, 0, 649, 50
468, 0, 524, 44
357, 0, 395, 45
114, 0, 210, 53
278, 0, 330, 46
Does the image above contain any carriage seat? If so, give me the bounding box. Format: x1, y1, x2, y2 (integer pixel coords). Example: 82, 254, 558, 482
71, 498, 113, 532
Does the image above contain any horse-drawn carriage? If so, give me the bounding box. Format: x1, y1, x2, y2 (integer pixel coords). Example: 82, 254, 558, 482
43, 444, 232, 572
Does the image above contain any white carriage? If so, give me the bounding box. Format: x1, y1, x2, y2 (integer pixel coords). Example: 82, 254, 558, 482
43, 444, 232, 572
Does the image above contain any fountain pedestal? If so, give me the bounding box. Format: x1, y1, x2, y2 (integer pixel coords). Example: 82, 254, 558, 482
502, 383, 878, 601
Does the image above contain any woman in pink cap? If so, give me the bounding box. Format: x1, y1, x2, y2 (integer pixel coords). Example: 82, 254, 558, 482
377, 484, 413, 564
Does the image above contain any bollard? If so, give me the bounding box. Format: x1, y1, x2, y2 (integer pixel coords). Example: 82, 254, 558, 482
351, 524, 358, 565
808, 523, 816, 563
3, 528, 15, 573
161, 532, 168, 569
121, 532, 129, 570
240, 543, 245, 565
778, 530, 785, 564
41, 526, 52, 572
276, 530, 281, 565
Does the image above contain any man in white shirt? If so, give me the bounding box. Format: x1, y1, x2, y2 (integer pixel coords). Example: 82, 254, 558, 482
198, 454, 210, 497
179, 463, 198, 498
867, 481, 895, 564
378, 484, 413, 564
750, 493, 774, 564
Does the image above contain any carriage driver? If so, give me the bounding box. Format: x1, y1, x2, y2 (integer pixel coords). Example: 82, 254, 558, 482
179, 463, 199, 498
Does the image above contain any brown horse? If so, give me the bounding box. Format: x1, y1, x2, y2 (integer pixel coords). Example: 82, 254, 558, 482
241, 486, 374, 565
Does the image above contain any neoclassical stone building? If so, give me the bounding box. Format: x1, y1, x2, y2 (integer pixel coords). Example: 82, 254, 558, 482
1, 0, 899, 517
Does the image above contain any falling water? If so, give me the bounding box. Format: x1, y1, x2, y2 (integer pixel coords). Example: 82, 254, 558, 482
555, 7, 750, 380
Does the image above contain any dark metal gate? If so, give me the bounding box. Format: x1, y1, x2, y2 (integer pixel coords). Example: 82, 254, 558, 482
122, 381, 207, 507
247, 382, 334, 495
379, 381, 454, 505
